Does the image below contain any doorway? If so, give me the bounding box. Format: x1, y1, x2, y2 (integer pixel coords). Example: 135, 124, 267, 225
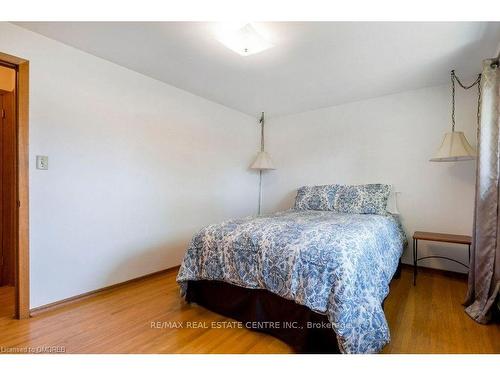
0, 65, 17, 318
0, 52, 29, 320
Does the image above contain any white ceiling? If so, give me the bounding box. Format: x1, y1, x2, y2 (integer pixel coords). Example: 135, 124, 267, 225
15, 22, 500, 117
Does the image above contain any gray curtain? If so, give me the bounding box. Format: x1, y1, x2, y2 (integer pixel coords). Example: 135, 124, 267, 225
465, 58, 500, 323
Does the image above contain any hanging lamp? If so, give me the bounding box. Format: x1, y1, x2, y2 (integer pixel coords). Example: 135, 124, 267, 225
250, 112, 275, 215
430, 70, 481, 162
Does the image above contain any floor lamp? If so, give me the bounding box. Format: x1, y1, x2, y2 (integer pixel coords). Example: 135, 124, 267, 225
250, 112, 275, 215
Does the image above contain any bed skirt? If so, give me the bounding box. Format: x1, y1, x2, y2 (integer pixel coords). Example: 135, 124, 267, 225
185, 280, 341, 353
184, 261, 400, 353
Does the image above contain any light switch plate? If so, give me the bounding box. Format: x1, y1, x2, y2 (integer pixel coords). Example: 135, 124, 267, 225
36, 155, 48, 170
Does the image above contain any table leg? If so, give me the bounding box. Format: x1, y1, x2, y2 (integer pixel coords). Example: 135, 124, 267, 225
468, 244, 471, 266
413, 238, 417, 286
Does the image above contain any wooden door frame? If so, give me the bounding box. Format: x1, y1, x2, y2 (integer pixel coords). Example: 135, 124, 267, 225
0, 51, 29, 319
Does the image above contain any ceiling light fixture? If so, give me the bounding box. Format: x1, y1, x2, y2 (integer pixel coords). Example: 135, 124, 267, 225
216, 23, 274, 56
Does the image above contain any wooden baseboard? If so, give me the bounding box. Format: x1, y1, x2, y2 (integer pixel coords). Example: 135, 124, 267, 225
30, 265, 180, 316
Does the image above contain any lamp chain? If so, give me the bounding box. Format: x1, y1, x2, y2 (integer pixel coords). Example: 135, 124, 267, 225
450, 70, 481, 133
451, 71, 456, 132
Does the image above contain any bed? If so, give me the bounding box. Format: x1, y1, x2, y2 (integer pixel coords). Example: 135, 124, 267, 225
176, 184, 407, 354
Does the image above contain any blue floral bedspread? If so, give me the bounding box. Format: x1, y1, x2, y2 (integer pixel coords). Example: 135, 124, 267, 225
176, 209, 406, 354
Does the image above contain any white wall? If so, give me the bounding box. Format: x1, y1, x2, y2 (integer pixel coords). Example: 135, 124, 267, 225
0, 23, 260, 308
0, 22, 480, 309
265, 84, 478, 273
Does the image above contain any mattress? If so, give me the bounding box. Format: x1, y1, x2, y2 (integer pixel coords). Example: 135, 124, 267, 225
177, 209, 406, 353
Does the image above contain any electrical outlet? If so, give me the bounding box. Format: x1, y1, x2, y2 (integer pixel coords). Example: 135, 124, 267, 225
36, 155, 48, 170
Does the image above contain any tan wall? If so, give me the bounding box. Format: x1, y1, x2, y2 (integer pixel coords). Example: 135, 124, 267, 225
0, 65, 15, 91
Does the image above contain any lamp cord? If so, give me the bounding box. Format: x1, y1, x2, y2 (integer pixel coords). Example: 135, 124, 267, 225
450, 70, 481, 132
259, 112, 265, 151
258, 112, 265, 215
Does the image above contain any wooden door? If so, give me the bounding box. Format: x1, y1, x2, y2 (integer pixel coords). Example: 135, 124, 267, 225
0, 89, 17, 287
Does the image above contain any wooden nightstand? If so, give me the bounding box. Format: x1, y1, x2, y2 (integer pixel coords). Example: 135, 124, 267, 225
412, 231, 472, 285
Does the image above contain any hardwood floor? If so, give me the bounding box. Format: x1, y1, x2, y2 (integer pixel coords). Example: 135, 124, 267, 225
383, 268, 499, 353
0, 267, 498, 354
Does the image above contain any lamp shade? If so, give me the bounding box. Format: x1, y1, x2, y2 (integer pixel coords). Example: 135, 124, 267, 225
430, 131, 476, 162
250, 151, 275, 170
